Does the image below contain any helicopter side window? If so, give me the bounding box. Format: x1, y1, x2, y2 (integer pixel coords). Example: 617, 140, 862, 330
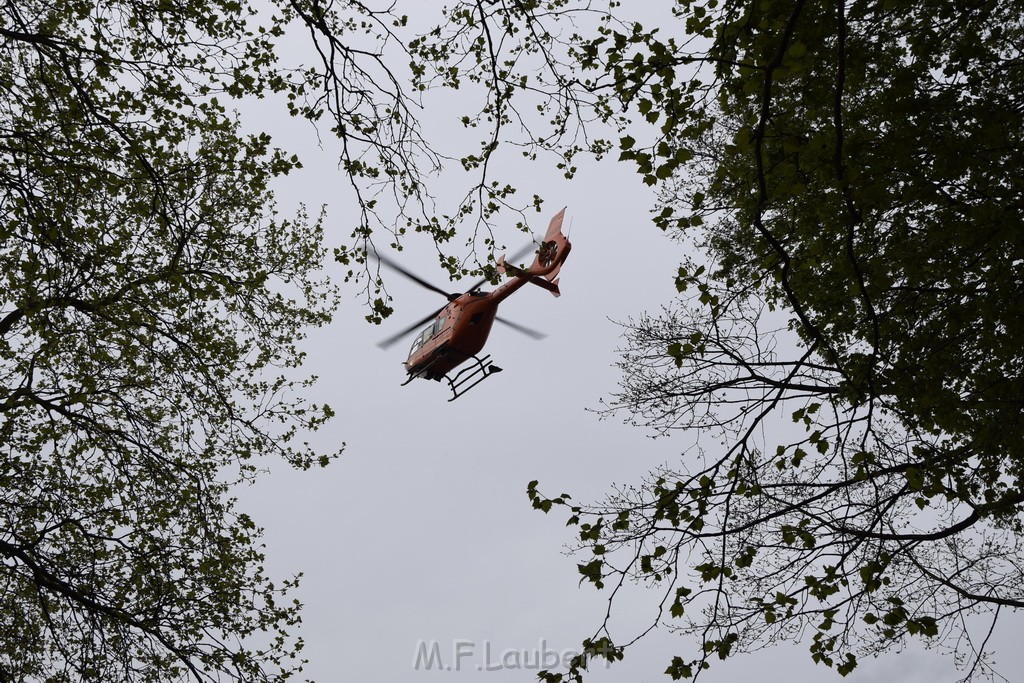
419, 325, 433, 345
433, 316, 446, 334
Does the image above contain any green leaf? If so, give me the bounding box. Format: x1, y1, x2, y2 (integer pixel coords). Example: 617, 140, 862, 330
665, 656, 693, 680
578, 559, 604, 587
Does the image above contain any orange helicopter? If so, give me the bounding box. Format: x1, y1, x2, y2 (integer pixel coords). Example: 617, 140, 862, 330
374, 208, 572, 401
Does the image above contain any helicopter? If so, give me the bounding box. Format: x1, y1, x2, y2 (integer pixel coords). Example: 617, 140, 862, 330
373, 207, 572, 401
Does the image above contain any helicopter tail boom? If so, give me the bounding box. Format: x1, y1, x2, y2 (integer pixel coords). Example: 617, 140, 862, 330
498, 261, 562, 296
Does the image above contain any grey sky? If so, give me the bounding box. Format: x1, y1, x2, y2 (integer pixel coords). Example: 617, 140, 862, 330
234, 5, 1024, 682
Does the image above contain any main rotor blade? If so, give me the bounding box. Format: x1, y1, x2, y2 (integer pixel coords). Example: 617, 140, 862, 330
376, 305, 447, 350
370, 252, 455, 299
495, 316, 547, 340
464, 241, 539, 293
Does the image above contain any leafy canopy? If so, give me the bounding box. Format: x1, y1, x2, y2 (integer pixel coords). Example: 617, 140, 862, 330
414, 0, 1024, 680
0, 0, 522, 680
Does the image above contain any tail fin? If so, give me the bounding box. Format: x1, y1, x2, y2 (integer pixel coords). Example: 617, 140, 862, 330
498, 207, 573, 297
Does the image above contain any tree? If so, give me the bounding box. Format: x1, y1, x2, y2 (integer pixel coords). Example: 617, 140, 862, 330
413, 0, 1024, 679
0, 1, 523, 680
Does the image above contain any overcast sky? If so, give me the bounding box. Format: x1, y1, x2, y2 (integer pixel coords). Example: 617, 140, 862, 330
233, 6, 1023, 682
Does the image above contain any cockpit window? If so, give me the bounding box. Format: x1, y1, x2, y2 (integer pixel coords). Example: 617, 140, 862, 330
408, 335, 423, 358
409, 324, 432, 359
409, 316, 446, 360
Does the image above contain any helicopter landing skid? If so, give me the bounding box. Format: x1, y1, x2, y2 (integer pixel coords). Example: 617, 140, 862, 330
445, 354, 503, 402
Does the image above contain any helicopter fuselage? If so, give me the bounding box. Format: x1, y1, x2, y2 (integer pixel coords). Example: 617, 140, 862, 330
404, 279, 525, 380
